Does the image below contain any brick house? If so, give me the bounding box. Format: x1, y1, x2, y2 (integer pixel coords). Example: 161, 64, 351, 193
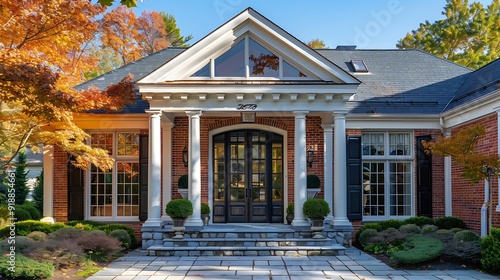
41, 8, 499, 242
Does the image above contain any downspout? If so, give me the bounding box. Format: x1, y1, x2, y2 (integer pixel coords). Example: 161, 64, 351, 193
440, 117, 452, 217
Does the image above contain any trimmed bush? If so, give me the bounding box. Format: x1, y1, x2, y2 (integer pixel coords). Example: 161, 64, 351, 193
421, 224, 438, 234
391, 234, 444, 264
201, 203, 210, 214
306, 174, 320, 188
14, 207, 31, 221
109, 229, 131, 249
90, 230, 107, 237
48, 227, 87, 240
286, 203, 294, 214
166, 198, 193, 219
378, 220, 404, 231
178, 174, 188, 189
77, 233, 122, 261
27, 239, 85, 269
19, 203, 41, 220
434, 216, 466, 230
399, 224, 420, 234
356, 223, 382, 244
449, 227, 464, 234
0, 220, 67, 238
97, 224, 137, 248
444, 240, 481, 264
403, 216, 434, 227
0, 254, 54, 279
0, 236, 36, 253
358, 228, 378, 247
26, 231, 48, 242
429, 229, 454, 242
480, 227, 500, 274
453, 229, 479, 242
302, 198, 330, 219
366, 228, 407, 254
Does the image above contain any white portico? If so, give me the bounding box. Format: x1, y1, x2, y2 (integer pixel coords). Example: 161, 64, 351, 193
137, 8, 360, 231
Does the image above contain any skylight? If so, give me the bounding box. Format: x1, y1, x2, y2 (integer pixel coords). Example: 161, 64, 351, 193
351, 60, 368, 72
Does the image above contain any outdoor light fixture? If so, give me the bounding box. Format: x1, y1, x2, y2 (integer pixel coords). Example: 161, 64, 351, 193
307, 148, 314, 168
182, 146, 188, 167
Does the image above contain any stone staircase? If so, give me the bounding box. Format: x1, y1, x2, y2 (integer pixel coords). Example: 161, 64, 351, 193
146, 224, 347, 257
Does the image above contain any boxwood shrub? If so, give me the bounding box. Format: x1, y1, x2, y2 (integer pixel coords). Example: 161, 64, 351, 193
402, 216, 434, 227
480, 227, 500, 274
434, 216, 466, 230
97, 224, 137, 248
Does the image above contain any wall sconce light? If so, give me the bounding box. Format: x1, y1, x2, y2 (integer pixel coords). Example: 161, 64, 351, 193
182, 146, 188, 167
307, 148, 314, 168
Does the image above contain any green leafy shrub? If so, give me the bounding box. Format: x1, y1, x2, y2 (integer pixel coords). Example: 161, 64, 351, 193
97, 224, 137, 248
0, 236, 36, 253
286, 203, 294, 214
449, 228, 464, 234
444, 239, 481, 264
480, 227, 500, 274
27, 239, 85, 269
365, 228, 407, 254
14, 207, 31, 221
434, 216, 466, 230
77, 233, 122, 261
356, 223, 382, 244
90, 230, 107, 237
165, 198, 193, 219
453, 229, 479, 242
399, 224, 420, 234
421, 224, 438, 234
378, 219, 404, 231
306, 174, 320, 188
201, 203, 210, 214
429, 229, 454, 242
109, 229, 131, 249
391, 234, 444, 264
302, 198, 330, 219
0, 254, 54, 279
19, 202, 41, 220
0, 220, 67, 237
26, 231, 48, 241
0, 205, 10, 220
358, 228, 378, 247
48, 227, 87, 240
65, 220, 105, 228
403, 216, 434, 227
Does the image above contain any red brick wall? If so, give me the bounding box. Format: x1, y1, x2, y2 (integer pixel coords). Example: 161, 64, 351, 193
53, 145, 68, 222
449, 114, 500, 233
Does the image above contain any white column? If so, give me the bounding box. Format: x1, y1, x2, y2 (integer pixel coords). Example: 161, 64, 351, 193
481, 179, 489, 237
40, 145, 55, 223
292, 111, 310, 227
322, 124, 334, 224
185, 111, 203, 227
143, 110, 163, 228
444, 129, 453, 216
161, 121, 174, 222
333, 111, 352, 229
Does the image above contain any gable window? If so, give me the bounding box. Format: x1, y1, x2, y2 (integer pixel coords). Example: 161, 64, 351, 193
362, 132, 413, 220
89, 132, 140, 221
190, 36, 308, 79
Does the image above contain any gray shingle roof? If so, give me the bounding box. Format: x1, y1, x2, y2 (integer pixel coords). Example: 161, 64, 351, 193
75, 47, 499, 116
444, 58, 500, 112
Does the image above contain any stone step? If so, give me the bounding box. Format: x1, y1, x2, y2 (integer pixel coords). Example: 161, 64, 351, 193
147, 244, 346, 257
162, 237, 336, 247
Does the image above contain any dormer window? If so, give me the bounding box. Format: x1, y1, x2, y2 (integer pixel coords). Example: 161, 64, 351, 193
190, 36, 309, 79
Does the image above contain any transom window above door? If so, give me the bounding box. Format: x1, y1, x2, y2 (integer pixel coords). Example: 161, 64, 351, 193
191, 36, 311, 79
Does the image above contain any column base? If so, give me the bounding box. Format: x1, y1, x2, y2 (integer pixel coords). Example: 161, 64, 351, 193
161, 215, 173, 225
291, 218, 310, 228
184, 217, 203, 228
40, 217, 55, 224
331, 217, 353, 231
142, 218, 164, 229
324, 215, 334, 227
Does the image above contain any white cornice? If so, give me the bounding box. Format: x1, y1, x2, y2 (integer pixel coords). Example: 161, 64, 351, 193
346, 114, 441, 130
441, 90, 500, 128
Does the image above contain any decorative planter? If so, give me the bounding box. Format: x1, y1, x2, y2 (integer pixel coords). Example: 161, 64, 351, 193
286, 214, 294, 225
201, 214, 210, 226
172, 218, 186, 239
307, 188, 321, 199
310, 218, 325, 239
178, 189, 188, 199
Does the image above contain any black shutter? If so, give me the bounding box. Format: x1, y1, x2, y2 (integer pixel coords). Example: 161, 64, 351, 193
346, 136, 363, 220
417, 135, 432, 218
139, 134, 149, 221
67, 157, 84, 220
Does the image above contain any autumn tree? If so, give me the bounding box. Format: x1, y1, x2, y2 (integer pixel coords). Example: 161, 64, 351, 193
0, 1, 136, 171
424, 124, 500, 234
397, 0, 500, 69
98, 0, 138, 8
306, 39, 327, 49
137, 11, 170, 56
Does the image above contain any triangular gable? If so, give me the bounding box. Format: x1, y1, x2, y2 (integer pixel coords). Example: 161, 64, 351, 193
138, 8, 359, 85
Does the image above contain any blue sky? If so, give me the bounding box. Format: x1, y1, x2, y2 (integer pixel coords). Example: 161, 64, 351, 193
126, 0, 492, 49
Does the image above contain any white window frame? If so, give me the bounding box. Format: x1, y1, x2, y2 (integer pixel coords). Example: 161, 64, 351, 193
362, 131, 415, 222
86, 131, 140, 222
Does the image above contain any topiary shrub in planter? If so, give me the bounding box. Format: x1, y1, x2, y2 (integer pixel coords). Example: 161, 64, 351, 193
177, 174, 189, 198
302, 198, 329, 219
201, 203, 210, 225
166, 199, 193, 219
434, 216, 466, 230
391, 234, 444, 264
286, 203, 294, 225
306, 174, 321, 199
480, 227, 500, 274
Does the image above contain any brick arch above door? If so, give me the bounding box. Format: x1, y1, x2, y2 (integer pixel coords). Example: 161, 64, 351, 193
206, 117, 289, 131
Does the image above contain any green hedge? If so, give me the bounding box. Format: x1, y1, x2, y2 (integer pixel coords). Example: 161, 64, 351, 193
391, 234, 444, 264
0, 254, 54, 279
481, 228, 500, 274
0, 221, 67, 238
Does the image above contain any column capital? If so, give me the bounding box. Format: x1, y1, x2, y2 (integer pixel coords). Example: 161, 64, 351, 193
293, 111, 309, 117
186, 110, 202, 117
321, 123, 334, 130
145, 109, 162, 116
333, 110, 348, 117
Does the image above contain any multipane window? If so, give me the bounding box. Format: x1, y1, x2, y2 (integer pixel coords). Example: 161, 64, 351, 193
249, 38, 279, 77
214, 40, 245, 77
283, 61, 307, 77
362, 132, 413, 220
89, 132, 139, 220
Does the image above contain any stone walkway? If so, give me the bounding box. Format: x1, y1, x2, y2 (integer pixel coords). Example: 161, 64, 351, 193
87, 248, 498, 280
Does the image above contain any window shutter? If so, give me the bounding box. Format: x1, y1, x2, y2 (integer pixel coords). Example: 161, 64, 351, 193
346, 136, 363, 220
67, 157, 84, 220
139, 134, 149, 221
416, 135, 432, 218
